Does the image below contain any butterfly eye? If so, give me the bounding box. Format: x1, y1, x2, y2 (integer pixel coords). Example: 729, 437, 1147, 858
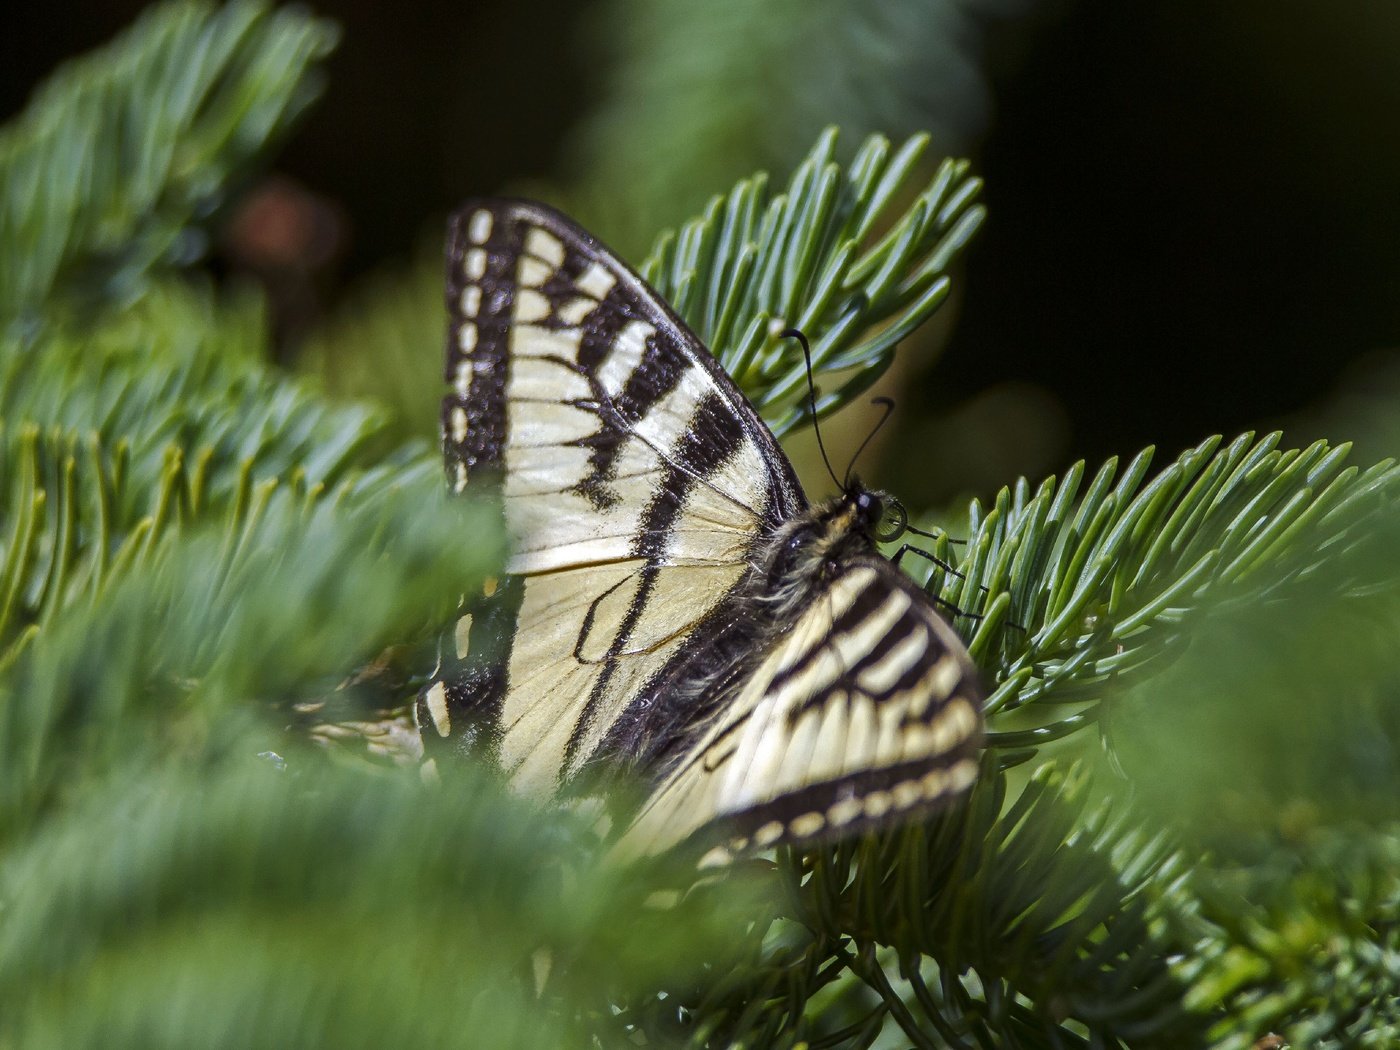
873, 498, 908, 542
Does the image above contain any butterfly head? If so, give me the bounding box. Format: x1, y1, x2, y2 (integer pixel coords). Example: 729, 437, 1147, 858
762, 483, 910, 603
848, 482, 909, 543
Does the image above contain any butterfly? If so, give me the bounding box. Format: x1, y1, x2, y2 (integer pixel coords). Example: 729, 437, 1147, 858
415, 199, 984, 861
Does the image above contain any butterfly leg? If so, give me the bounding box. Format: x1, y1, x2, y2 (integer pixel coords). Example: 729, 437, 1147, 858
889, 543, 962, 578
889, 544, 987, 622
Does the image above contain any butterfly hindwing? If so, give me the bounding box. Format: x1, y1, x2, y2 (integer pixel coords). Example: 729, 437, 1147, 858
617, 556, 983, 858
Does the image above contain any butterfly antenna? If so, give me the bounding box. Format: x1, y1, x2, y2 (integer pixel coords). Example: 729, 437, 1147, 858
782, 328, 842, 493
844, 396, 896, 488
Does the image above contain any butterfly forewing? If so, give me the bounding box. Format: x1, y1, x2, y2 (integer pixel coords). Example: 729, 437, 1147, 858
421, 198, 984, 856
441, 199, 802, 568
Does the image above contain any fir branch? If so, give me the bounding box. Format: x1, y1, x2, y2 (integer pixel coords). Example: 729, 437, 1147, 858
666, 433, 1400, 1047
1189, 825, 1400, 1048
0, 730, 760, 1049
0, 282, 423, 509
0, 418, 437, 670
1109, 531, 1400, 1047
0, 465, 499, 841
0, 282, 439, 684
661, 764, 1199, 1048
641, 127, 983, 436
0, 0, 337, 332
912, 432, 1400, 749
5, 2, 1397, 1041
0, 465, 766, 1049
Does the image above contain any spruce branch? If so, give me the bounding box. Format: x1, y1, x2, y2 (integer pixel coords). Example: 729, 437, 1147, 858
0, 0, 337, 331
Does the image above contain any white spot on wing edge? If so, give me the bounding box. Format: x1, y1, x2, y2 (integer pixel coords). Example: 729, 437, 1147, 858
863, 789, 892, 818
948, 757, 979, 792
927, 698, 980, 755
464, 248, 487, 280
827, 796, 864, 826
461, 285, 481, 317
454, 462, 468, 493
557, 297, 594, 326
425, 681, 451, 738
752, 820, 785, 847
892, 779, 923, 809
698, 845, 733, 869
525, 227, 565, 267
919, 767, 948, 797
468, 209, 493, 244
457, 321, 477, 353
449, 406, 468, 443
788, 811, 825, 839
454, 613, 473, 659
576, 260, 615, 300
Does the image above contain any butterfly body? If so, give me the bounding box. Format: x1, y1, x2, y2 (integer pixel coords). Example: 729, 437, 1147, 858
581, 484, 913, 776
417, 199, 983, 858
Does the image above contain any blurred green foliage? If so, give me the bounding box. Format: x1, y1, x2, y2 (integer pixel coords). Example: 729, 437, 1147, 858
565, 0, 1033, 254
3, 2, 1399, 1048
0, 1, 337, 333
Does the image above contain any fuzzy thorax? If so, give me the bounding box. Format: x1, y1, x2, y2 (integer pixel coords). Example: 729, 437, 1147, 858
756, 484, 896, 617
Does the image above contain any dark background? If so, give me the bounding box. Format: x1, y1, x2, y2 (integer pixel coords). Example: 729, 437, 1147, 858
7, 0, 1399, 500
